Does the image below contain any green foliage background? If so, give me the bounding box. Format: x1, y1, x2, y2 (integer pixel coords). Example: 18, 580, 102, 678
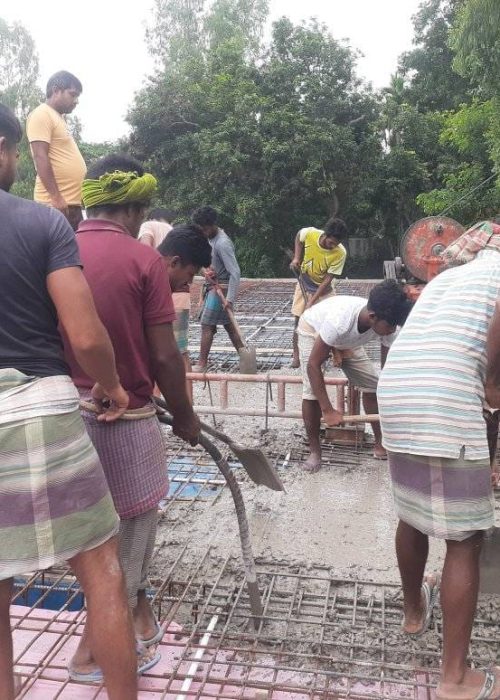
2, 0, 500, 277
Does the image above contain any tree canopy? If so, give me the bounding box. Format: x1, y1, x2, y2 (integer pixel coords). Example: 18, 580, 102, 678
3, 0, 500, 276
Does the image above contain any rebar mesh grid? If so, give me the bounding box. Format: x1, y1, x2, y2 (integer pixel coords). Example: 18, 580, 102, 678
188, 279, 383, 371
11, 553, 500, 699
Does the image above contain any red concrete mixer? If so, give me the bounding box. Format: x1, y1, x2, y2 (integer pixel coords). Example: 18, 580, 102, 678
383, 216, 465, 301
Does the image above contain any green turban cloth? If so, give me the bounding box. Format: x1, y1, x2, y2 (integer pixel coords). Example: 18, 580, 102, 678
82, 170, 157, 209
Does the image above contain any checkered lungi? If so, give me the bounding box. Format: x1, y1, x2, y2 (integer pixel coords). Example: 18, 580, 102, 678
0, 370, 119, 581
119, 507, 158, 606
388, 449, 494, 541
79, 391, 168, 519
199, 287, 230, 326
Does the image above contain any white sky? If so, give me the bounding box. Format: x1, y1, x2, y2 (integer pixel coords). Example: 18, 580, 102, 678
2, 0, 423, 142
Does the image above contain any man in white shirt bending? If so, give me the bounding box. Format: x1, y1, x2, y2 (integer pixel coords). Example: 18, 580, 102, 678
298, 280, 411, 471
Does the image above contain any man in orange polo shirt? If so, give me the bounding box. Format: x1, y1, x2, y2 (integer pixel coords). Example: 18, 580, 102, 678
26, 70, 86, 230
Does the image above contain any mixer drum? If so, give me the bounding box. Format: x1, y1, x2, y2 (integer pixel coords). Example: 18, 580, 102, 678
400, 216, 465, 282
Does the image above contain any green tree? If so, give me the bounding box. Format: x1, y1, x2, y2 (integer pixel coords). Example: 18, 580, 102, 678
451, 0, 500, 96
399, 0, 471, 112
0, 18, 43, 199
416, 100, 500, 223
0, 18, 42, 117
130, 4, 385, 275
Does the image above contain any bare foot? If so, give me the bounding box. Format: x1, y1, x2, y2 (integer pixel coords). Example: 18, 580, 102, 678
373, 443, 387, 460
300, 453, 321, 472
402, 573, 439, 635
436, 667, 500, 699
290, 356, 300, 369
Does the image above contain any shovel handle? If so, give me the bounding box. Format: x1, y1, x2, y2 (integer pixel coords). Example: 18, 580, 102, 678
154, 396, 232, 446
214, 286, 246, 348
292, 268, 308, 305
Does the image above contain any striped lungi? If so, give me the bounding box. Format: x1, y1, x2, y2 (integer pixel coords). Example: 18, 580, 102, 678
388, 449, 494, 541
173, 291, 190, 354
199, 287, 230, 326
79, 391, 168, 519
0, 370, 119, 581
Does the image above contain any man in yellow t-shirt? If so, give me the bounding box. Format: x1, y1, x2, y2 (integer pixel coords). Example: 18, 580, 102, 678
289, 217, 348, 367
26, 71, 86, 231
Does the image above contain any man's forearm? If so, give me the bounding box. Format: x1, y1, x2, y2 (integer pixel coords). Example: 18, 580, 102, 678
308, 362, 334, 413
226, 273, 240, 303
293, 234, 304, 264
154, 346, 192, 417
309, 274, 334, 304
33, 153, 62, 199
72, 331, 120, 393
486, 301, 500, 405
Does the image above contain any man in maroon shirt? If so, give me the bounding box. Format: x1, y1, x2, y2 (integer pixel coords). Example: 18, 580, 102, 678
63, 154, 200, 682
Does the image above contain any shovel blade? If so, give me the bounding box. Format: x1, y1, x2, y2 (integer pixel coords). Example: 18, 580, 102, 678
238, 347, 257, 374
480, 527, 500, 594
229, 443, 285, 492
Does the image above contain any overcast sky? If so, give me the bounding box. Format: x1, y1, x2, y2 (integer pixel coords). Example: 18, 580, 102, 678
2, 0, 423, 142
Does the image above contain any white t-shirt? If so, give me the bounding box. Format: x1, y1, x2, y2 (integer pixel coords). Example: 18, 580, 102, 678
301, 295, 397, 349
138, 220, 172, 248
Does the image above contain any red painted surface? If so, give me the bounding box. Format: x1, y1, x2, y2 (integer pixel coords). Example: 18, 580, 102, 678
401, 216, 464, 282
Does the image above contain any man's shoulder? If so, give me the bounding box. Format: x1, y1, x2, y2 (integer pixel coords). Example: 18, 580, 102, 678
215, 228, 234, 247
87, 225, 162, 265
27, 103, 56, 124
300, 226, 321, 238
0, 189, 54, 221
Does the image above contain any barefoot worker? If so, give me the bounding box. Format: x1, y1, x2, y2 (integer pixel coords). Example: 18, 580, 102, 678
63, 155, 200, 682
289, 218, 348, 368
191, 206, 242, 371
378, 222, 500, 700
298, 280, 411, 471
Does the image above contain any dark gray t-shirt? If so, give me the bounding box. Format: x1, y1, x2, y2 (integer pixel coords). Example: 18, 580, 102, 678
0, 190, 81, 377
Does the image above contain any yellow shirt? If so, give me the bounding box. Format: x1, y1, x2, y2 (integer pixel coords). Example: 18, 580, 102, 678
299, 227, 347, 285
26, 103, 87, 206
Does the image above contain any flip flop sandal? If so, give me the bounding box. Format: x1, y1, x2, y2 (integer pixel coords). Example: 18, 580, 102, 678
68, 640, 161, 683
403, 576, 440, 638
140, 619, 166, 648
476, 670, 498, 700
436, 669, 498, 700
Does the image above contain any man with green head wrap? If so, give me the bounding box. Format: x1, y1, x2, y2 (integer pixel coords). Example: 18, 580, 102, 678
63, 154, 200, 682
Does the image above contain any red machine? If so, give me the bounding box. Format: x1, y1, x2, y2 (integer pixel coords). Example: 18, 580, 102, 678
384, 216, 465, 300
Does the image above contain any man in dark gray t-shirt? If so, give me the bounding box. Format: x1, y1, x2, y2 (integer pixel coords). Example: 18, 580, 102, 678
0, 103, 137, 700
191, 205, 242, 370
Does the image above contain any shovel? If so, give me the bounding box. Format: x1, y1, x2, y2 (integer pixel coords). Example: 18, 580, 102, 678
214, 286, 257, 374
154, 398, 284, 492
198, 419, 285, 492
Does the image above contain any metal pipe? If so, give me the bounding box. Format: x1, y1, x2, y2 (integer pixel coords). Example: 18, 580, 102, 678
335, 385, 345, 413
277, 382, 286, 412
220, 380, 229, 409
193, 405, 379, 422
187, 372, 347, 386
